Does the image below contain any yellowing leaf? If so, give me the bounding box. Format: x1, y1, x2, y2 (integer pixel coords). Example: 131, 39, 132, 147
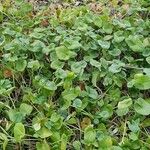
81, 117, 91, 129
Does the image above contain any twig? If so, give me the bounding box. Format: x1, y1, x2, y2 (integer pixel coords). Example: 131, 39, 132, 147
77, 119, 82, 141
120, 118, 127, 145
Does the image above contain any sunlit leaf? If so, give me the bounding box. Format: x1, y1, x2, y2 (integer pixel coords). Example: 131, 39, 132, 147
14, 123, 25, 142
134, 98, 150, 115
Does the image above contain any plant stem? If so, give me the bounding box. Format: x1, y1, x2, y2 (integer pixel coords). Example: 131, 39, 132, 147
120, 118, 127, 145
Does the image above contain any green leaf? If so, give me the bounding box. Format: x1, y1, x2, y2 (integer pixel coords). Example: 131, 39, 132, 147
103, 76, 112, 86
109, 48, 121, 56
33, 123, 41, 131
36, 140, 50, 150
19, 103, 33, 116
94, 16, 102, 28
112, 146, 122, 150
125, 35, 144, 52
60, 134, 67, 150
27, 60, 41, 70
118, 98, 132, 109
73, 141, 81, 150
73, 98, 82, 108
56, 46, 76, 60
0, 35, 5, 46
98, 105, 113, 119
34, 127, 52, 138
30, 40, 45, 52
134, 98, 150, 115
16, 59, 27, 72
90, 59, 101, 70
42, 43, 55, 54
29, 32, 45, 39
109, 60, 125, 73
0, 79, 13, 95
102, 23, 113, 34
100, 58, 108, 69
128, 132, 138, 141
14, 123, 25, 142
55, 68, 67, 79
113, 31, 125, 43
51, 60, 64, 70
71, 60, 87, 74
0, 4, 3, 12
104, 35, 113, 41
143, 68, 150, 75
98, 40, 110, 49
86, 86, 98, 100
8, 109, 24, 123
128, 74, 150, 90
35, 76, 57, 91
50, 112, 60, 122
16, 2, 32, 15
92, 71, 100, 87
127, 119, 140, 132
84, 125, 96, 145
116, 108, 129, 116
98, 135, 112, 148
146, 56, 150, 64
0, 133, 8, 150
44, 81, 57, 91
62, 87, 80, 101
55, 46, 69, 60
68, 41, 82, 50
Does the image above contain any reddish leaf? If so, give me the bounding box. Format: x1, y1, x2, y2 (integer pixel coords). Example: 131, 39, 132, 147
3, 69, 13, 78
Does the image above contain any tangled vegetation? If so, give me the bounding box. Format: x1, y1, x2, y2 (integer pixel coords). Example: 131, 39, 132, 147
0, 0, 150, 149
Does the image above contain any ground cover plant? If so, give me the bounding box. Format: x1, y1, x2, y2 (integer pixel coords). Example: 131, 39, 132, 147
0, 0, 150, 149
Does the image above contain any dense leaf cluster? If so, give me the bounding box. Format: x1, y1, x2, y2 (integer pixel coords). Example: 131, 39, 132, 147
0, 0, 150, 149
